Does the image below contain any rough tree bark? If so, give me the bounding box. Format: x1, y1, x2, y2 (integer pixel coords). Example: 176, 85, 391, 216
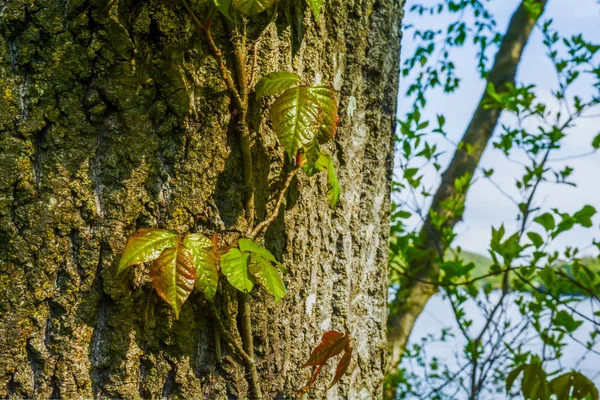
386, 0, 548, 386
0, 0, 404, 398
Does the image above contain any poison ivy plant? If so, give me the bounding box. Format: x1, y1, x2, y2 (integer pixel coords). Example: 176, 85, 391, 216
258, 73, 341, 207
118, 229, 287, 317
300, 330, 353, 393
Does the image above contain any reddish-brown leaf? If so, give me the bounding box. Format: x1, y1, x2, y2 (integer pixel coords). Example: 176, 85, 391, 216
327, 343, 352, 389
300, 330, 352, 394
149, 243, 196, 319
302, 330, 348, 367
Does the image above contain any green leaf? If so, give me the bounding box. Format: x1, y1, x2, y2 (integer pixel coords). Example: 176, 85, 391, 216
271, 86, 324, 161
232, 0, 276, 15
534, 213, 555, 231
301, 152, 340, 208
550, 371, 599, 400
553, 310, 583, 333
238, 238, 277, 262
255, 71, 301, 99
221, 248, 254, 293
149, 244, 196, 319
527, 232, 544, 248
302, 152, 330, 176
306, 0, 323, 20
117, 229, 179, 275
249, 255, 286, 302
306, 86, 339, 144
183, 234, 219, 301
573, 205, 596, 227
506, 365, 525, 393
212, 0, 231, 18
325, 155, 340, 208
593, 133, 600, 149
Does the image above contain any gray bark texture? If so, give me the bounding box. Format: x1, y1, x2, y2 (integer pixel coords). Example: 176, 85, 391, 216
0, 0, 404, 398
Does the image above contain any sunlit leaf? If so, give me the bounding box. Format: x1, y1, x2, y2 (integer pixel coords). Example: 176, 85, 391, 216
232, 0, 276, 15
271, 86, 324, 161
149, 243, 196, 319
238, 238, 277, 262
183, 234, 219, 301
221, 248, 254, 293
306, 86, 339, 144
117, 229, 179, 275
306, 0, 323, 21
249, 255, 286, 303
255, 71, 301, 99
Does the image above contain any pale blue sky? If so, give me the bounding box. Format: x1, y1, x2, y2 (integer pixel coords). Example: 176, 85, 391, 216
397, 0, 600, 257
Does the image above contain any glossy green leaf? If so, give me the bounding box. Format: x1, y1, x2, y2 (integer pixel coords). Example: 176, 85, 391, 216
183, 234, 219, 301
221, 248, 254, 293
306, 86, 339, 144
255, 71, 301, 99
249, 255, 286, 303
117, 229, 179, 275
550, 371, 599, 400
232, 0, 276, 15
306, 0, 323, 21
149, 244, 196, 319
238, 238, 276, 262
271, 86, 324, 161
212, 0, 231, 18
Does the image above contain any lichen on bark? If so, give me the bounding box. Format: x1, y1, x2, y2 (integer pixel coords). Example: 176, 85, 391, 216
0, 0, 404, 398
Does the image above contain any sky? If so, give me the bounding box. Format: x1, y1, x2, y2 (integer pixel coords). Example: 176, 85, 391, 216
396, 0, 600, 257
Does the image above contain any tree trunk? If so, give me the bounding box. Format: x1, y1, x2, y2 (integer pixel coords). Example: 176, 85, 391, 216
0, 0, 404, 398
386, 0, 548, 388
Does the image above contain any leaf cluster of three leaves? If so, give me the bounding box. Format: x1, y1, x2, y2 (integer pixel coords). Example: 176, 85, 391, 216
257, 71, 341, 207
118, 230, 286, 319
218, 238, 287, 303
300, 330, 353, 393
118, 229, 220, 319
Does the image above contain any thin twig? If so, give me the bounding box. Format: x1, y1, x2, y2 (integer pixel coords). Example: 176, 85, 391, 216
247, 166, 301, 239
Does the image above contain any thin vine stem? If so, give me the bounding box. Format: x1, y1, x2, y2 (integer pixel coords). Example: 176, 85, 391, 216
209, 302, 263, 399
247, 165, 301, 239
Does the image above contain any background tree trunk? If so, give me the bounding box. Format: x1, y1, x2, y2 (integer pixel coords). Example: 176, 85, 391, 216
386, 0, 548, 388
0, 0, 404, 398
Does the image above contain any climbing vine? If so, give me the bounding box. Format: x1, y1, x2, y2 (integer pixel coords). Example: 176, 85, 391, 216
116, 0, 348, 397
